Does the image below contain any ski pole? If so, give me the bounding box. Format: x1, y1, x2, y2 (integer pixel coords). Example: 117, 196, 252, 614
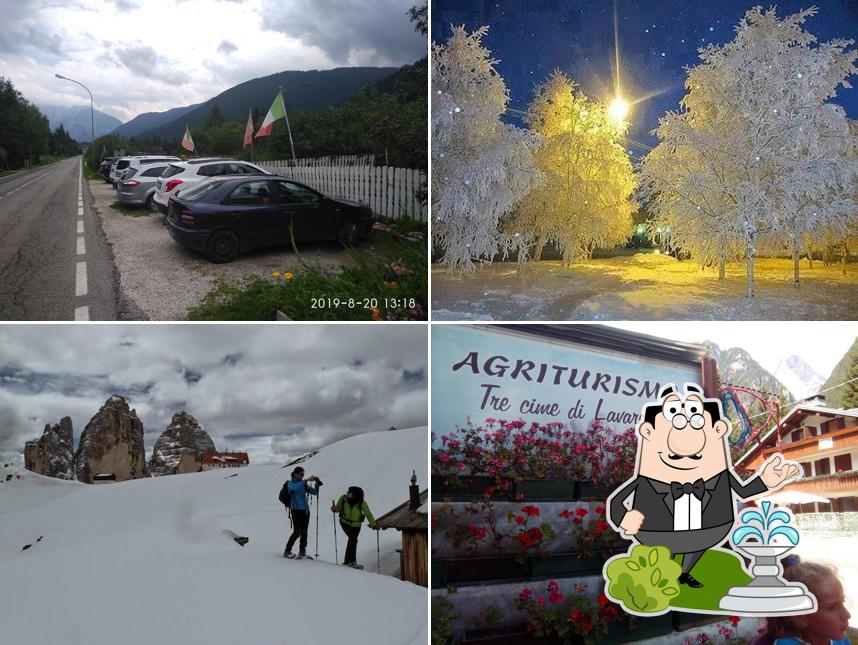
332, 499, 338, 563
314, 490, 320, 559
376, 525, 380, 573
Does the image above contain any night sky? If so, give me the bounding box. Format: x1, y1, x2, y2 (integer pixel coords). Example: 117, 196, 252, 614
432, 0, 858, 159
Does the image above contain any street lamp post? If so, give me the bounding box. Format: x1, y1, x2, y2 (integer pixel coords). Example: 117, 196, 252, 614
55, 73, 94, 157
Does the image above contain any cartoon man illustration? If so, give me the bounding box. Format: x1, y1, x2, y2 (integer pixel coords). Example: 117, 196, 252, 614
606, 383, 801, 589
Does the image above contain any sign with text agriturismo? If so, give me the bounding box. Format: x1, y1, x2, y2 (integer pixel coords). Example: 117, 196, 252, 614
432, 326, 703, 439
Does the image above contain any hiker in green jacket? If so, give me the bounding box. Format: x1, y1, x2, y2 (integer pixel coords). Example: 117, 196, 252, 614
331, 486, 376, 568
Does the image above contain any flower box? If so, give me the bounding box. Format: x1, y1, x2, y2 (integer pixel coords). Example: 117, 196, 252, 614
444, 555, 530, 585
672, 611, 721, 632
432, 475, 515, 501
431, 558, 446, 588
461, 625, 562, 644
574, 481, 609, 501
516, 479, 575, 500
601, 614, 674, 643
529, 551, 606, 578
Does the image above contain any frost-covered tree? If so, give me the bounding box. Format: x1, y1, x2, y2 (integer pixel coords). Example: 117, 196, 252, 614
510, 71, 636, 262
432, 26, 541, 273
640, 6, 858, 297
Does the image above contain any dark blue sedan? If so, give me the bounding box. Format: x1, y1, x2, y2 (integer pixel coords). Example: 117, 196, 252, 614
166, 175, 374, 263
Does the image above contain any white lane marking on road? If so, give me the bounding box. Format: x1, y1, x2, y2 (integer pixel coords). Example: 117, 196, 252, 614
75, 262, 88, 297
0, 168, 57, 197
78, 207, 83, 216
74, 306, 89, 321
77, 220, 84, 234
77, 237, 86, 256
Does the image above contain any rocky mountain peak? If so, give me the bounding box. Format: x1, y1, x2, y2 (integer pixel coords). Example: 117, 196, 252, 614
774, 355, 825, 401
148, 411, 216, 477
24, 417, 74, 479
74, 395, 146, 483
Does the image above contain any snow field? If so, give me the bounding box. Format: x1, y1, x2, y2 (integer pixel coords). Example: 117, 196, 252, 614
0, 428, 428, 645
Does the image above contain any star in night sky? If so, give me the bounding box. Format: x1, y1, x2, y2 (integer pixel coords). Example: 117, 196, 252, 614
432, 0, 858, 159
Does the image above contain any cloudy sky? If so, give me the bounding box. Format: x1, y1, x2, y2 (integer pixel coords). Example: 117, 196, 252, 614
0, 324, 427, 466
608, 322, 856, 382
0, 0, 427, 123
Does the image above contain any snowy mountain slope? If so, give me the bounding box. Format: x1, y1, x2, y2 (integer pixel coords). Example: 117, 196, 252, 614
773, 355, 826, 401
0, 428, 428, 645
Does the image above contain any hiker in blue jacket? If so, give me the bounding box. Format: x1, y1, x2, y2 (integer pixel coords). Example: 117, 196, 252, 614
283, 466, 322, 559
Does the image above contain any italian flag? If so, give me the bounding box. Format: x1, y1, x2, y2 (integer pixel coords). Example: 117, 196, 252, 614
181, 124, 195, 152
243, 109, 254, 147
255, 91, 286, 138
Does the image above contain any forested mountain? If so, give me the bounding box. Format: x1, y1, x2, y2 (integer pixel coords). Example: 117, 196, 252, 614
820, 337, 858, 409
124, 66, 397, 142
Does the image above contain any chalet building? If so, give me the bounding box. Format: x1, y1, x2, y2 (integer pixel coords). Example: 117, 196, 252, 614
376, 471, 428, 587
200, 452, 250, 471
736, 395, 858, 513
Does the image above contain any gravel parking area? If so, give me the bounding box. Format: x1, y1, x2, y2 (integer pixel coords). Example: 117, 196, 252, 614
90, 180, 363, 320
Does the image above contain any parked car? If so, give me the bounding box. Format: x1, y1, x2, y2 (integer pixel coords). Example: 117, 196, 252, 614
165, 175, 373, 263
152, 158, 271, 214
114, 155, 180, 187
117, 164, 171, 210
110, 156, 139, 187
99, 157, 119, 181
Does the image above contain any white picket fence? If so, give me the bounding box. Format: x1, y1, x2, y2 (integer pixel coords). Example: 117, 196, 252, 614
259, 160, 427, 221
284, 154, 376, 167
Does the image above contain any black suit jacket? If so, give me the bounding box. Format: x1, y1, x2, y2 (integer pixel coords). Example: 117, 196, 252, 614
608, 470, 768, 532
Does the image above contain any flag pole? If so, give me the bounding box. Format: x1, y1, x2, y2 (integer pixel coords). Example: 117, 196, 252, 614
279, 87, 297, 165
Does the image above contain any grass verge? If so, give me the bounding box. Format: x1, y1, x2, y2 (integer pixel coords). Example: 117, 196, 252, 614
188, 227, 427, 321
110, 200, 156, 217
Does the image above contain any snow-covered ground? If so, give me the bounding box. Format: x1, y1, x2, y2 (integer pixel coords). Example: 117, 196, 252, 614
0, 428, 428, 645
432, 255, 858, 320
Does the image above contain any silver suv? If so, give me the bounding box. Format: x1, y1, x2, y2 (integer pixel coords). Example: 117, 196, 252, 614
152, 158, 271, 213
117, 163, 172, 210
114, 155, 180, 187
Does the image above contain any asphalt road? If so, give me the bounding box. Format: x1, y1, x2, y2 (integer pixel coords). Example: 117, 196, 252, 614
0, 157, 116, 320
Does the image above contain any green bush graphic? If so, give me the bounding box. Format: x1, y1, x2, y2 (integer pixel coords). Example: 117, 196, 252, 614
605, 546, 681, 613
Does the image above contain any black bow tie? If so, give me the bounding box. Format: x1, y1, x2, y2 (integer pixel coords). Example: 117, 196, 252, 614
670, 479, 705, 501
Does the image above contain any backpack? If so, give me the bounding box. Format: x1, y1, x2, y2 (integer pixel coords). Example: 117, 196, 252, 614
279, 483, 291, 509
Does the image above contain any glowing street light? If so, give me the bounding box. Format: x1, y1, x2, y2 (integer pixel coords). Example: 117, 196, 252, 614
608, 96, 629, 124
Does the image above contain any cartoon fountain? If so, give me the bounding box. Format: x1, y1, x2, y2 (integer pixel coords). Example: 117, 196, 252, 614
719, 501, 817, 614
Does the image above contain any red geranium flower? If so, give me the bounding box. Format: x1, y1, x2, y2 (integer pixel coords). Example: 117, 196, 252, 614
729, 616, 741, 627
575, 507, 588, 517
521, 505, 540, 517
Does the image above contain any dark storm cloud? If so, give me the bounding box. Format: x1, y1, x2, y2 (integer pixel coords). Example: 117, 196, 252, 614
0, 0, 68, 58
260, 0, 426, 65
222, 352, 242, 366
0, 325, 427, 465
116, 44, 192, 85
217, 39, 239, 55
114, 0, 140, 11
401, 369, 424, 384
